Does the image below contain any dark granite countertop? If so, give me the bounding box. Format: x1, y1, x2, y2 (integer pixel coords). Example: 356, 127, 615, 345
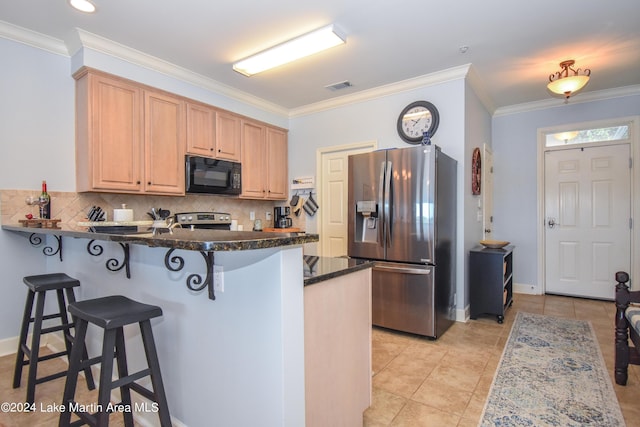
2, 224, 318, 252
303, 256, 373, 286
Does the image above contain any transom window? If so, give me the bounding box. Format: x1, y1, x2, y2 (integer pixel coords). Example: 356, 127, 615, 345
545, 125, 630, 147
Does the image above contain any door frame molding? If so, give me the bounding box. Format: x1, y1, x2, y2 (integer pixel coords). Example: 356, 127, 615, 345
536, 115, 640, 294
316, 140, 378, 257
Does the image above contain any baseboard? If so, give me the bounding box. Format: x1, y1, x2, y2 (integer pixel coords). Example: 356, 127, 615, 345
514, 282, 542, 295
456, 305, 470, 322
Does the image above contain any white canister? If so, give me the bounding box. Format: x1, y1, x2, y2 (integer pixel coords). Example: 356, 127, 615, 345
113, 204, 134, 222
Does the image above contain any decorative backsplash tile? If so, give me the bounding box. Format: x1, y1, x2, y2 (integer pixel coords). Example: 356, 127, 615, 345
0, 190, 306, 231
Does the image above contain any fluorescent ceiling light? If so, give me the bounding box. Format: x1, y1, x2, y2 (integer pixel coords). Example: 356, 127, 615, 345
69, 0, 96, 13
233, 25, 346, 77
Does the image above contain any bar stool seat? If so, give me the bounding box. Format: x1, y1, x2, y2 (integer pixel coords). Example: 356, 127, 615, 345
13, 273, 95, 405
60, 295, 171, 427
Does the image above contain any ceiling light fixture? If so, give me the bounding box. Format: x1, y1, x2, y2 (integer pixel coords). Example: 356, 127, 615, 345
547, 59, 591, 100
69, 0, 96, 13
233, 25, 346, 77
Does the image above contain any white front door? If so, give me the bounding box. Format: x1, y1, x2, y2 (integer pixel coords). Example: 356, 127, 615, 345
544, 144, 631, 299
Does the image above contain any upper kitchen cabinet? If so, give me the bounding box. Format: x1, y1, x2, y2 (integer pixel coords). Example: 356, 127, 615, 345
74, 68, 185, 195
186, 103, 241, 161
186, 101, 216, 157
215, 111, 241, 162
240, 120, 288, 200
144, 90, 185, 194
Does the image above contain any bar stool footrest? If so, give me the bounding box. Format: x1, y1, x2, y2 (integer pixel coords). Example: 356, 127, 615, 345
35, 369, 68, 384
110, 368, 151, 390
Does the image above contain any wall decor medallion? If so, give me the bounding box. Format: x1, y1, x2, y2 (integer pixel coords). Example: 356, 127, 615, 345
472, 147, 481, 195
397, 101, 439, 144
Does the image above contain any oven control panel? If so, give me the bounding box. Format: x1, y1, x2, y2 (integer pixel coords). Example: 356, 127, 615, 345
174, 212, 232, 226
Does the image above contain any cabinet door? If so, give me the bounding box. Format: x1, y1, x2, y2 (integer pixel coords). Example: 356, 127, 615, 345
144, 90, 185, 195
240, 120, 266, 198
216, 111, 241, 161
83, 73, 143, 192
186, 102, 216, 157
265, 127, 288, 200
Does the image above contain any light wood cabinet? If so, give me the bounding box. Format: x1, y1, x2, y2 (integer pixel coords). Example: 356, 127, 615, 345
144, 90, 185, 194
265, 127, 288, 199
240, 120, 288, 200
186, 101, 216, 157
215, 111, 241, 162
186, 104, 241, 161
76, 71, 143, 192
75, 68, 185, 195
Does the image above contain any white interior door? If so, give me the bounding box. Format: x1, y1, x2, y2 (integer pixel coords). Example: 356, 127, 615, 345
318, 142, 376, 257
544, 144, 631, 299
482, 144, 494, 240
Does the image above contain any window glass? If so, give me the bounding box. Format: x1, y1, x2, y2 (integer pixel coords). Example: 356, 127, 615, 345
545, 125, 629, 147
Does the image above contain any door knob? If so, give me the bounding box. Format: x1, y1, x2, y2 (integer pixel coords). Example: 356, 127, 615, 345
547, 218, 557, 228
484, 229, 491, 233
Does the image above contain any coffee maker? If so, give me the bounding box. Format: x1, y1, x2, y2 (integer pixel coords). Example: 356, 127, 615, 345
274, 206, 293, 228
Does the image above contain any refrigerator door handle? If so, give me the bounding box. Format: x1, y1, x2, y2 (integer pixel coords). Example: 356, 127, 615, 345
373, 264, 431, 275
384, 160, 392, 246
378, 161, 386, 245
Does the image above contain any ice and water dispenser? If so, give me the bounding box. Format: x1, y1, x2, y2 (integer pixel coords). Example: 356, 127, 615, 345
355, 200, 378, 243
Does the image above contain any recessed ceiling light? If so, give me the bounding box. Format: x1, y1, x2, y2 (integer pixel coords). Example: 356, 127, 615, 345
69, 0, 96, 13
233, 25, 346, 77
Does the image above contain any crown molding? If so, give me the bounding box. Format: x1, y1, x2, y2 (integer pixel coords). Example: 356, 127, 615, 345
465, 64, 496, 114
494, 84, 640, 117
289, 64, 471, 118
71, 29, 289, 117
0, 20, 68, 56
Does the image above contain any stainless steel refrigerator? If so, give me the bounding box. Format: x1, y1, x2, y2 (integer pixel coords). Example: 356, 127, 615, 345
348, 145, 457, 338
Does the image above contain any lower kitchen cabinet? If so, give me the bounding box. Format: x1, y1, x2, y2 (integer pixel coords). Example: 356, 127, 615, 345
469, 245, 514, 323
304, 267, 371, 426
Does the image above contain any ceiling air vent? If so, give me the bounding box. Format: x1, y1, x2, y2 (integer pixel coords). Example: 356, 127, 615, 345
325, 80, 352, 91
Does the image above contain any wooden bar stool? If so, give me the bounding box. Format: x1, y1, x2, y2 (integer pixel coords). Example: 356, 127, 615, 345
59, 295, 171, 427
13, 273, 95, 405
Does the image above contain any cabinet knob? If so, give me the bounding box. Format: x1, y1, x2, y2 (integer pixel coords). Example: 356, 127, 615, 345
136, 181, 141, 184
148, 182, 152, 185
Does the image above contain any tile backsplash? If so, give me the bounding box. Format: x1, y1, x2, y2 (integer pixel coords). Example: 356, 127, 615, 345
0, 190, 307, 231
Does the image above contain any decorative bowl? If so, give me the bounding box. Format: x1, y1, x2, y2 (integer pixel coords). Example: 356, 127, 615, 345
480, 240, 510, 249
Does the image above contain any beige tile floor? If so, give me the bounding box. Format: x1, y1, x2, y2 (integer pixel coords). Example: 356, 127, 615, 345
0, 347, 140, 427
1, 294, 639, 426
365, 293, 640, 426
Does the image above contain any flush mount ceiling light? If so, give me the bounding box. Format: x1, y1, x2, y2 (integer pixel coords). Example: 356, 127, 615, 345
69, 0, 96, 13
233, 25, 346, 77
547, 59, 591, 100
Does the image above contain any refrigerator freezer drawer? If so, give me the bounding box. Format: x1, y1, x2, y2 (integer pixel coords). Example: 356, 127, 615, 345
372, 263, 435, 337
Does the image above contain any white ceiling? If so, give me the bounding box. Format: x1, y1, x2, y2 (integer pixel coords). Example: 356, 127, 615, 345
2, 0, 639, 113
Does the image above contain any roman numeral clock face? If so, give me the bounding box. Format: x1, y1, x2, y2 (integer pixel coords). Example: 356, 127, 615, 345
397, 101, 440, 144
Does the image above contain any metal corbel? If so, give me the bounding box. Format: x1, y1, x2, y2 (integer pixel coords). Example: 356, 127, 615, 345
86, 240, 131, 279
28, 233, 63, 262
164, 249, 215, 300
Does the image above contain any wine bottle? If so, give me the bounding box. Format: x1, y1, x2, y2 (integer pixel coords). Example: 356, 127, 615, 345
39, 180, 50, 219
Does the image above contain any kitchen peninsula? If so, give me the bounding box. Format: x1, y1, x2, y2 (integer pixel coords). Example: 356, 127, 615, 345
2, 223, 331, 426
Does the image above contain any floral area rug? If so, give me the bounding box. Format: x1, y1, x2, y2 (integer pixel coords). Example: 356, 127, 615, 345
479, 312, 625, 426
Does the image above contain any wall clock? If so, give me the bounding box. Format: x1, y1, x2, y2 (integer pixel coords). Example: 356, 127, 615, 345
397, 101, 440, 144
472, 147, 481, 195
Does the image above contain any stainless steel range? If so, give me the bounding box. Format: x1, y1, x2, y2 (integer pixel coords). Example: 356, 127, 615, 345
174, 212, 232, 230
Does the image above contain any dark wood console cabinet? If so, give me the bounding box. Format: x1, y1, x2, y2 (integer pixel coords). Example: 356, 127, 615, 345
469, 245, 514, 323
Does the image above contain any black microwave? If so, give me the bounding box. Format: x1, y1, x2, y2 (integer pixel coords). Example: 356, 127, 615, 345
185, 156, 242, 195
